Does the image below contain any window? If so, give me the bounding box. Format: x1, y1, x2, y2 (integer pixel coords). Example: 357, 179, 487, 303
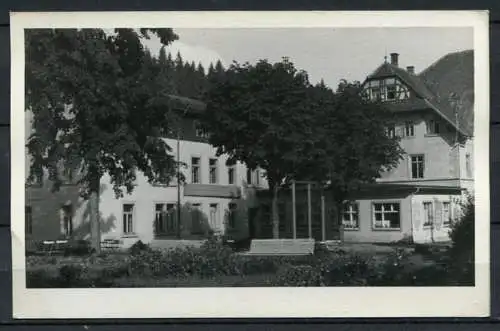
410, 155, 425, 179
228, 203, 237, 229
364, 78, 409, 102
342, 203, 359, 229
228, 165, 235, 185
404, 121, 415, 137
373, 203, 400, 229
155, 203, 176, 235
466, 153, 472, 178
123, 203, 134, 234
443, 202, 451, 226
423, 202, 434, 227
191, 203, 203, 234
209, 203, 218, 229
427, 120, 441, 135
25, 206, 32, 235
387, 85, 396, 100
246, 169, 253, 185
194, 121, 210, 139
209, 158, 218, 184
191, 157, 201, 183
255, 169, 261, 186
386, 124, 396, 138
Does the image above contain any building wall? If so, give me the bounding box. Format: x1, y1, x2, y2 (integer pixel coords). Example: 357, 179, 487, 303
97, 137, 267, 247
379, 111, 467, 185
410, 193, 460, 243
344, 195, 413, 243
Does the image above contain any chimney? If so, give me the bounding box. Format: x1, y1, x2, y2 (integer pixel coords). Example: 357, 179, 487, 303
390, 53, 399, 66
406, 66, 415, 74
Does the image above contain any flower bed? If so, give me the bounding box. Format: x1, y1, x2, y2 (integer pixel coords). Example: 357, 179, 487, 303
25, 236, 472, 288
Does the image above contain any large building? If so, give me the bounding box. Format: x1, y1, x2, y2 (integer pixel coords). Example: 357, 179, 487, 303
345, 50, 474, 244
25, 50, 474, 249
25, 97, 268, 249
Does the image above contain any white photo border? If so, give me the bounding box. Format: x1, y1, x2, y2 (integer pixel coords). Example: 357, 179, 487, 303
10, 10, 490, 319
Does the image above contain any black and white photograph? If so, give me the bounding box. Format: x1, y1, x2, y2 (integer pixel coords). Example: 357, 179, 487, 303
11, 11, 490, 318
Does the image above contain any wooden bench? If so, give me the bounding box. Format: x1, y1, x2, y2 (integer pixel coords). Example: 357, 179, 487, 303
243, 238, 316, 256
100, 239, 123, 251
40, 240, 68, 255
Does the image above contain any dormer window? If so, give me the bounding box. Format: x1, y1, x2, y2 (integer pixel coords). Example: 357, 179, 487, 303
426, 120, 441, 135
194, 121, 210, 139
364, 77, 410, 102
385, 124, 396, 138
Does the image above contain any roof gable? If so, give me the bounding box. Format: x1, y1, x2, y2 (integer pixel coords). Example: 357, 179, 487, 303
364, 50, 474, 137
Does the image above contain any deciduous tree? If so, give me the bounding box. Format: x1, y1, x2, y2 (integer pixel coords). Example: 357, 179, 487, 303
202, 59, 315, 238
25, 28, 179, 252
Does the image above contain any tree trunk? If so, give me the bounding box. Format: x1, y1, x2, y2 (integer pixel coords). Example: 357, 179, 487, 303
271, 184, 280, 239
336, 200, 345, 242
89, 178, 101, 254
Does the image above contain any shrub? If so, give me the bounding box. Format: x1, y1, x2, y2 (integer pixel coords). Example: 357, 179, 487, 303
414, 244, 432, 256
447, 195, 475, 285
366, 248, 413, 286
64, 239, 92, 256
129, 240, 151, 256
274, 265, 325, 286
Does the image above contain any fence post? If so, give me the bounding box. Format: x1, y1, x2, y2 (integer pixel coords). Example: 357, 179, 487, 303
307, 183, 312, 239
321, 191, 326, 242
292, 180, 297, 239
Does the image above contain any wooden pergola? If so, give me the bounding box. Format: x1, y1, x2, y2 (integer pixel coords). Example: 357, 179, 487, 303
288, 180, 328, 242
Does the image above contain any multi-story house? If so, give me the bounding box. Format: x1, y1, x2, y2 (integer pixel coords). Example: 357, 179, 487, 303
247, 50, 474, 245
25, 50, 474, 249
24, 96, 268, 249
340, 50, 474, 244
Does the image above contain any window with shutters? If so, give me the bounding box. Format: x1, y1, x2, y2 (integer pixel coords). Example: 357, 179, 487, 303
423, 202, 434, 227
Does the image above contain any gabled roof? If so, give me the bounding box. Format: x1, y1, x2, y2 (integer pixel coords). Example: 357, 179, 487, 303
365, 50, 474, 136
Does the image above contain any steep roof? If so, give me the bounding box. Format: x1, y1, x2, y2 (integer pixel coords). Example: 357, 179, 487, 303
365, 50, 474, 136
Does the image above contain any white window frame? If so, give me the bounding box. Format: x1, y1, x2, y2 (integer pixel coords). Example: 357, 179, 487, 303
122, 203, 135, 235
209, 203, 218, 229
191, 156, 201, 184
154, 202, 177, 235
372, 202, 401, 230
342, 202, 359, 230
255, 169, 261, 186
386, 124, 396, 138
404, 121, 415, 137
410, 154, 425, 179
423, 201, 434, 227
209, 158, 218, 184
426, 119, 441, 135
194, 121, 210, 139
442, 201, 452, 227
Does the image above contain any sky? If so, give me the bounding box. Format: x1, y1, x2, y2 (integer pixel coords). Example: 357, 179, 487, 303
141, 27, 474, 89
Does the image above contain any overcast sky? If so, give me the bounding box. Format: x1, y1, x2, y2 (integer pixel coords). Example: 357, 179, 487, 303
142, 27, 473, 89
